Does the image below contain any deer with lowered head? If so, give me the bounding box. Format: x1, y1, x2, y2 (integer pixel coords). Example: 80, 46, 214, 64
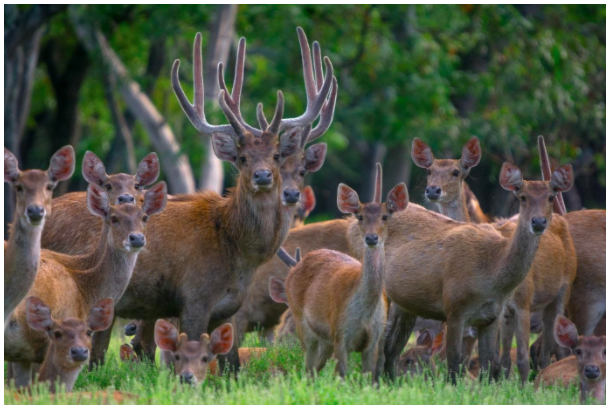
24, 296, 114, 393
87, 27, 336, 371
4, 146, 76, 326
535, 315, 605, 404
362, 161, 574, 383
281, 164, 409, 380
4, 182, 166, 387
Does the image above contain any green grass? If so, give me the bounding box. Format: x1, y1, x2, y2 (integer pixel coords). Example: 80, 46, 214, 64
4, 324, 589, 405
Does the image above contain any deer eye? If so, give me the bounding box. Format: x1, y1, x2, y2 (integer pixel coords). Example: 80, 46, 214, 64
274, 154, 280, 161
452, 170, 459, 177
135, 184, 141, 190
15, 184, 23, 192
111, 216, 119, 224
426, 169, 431, 176
382, 215, 388, 221
87, 330, 93, 337
356, 214, 363, 221
575, 348, 582, 356
300, 169, 306, 177
406, 359, 413, 365
549, 195, 554, 203
239, 157, 247, 164
54, 331, 62, 339
202, 356, 209, 363
175, 354, 180, 361
142, 215, 149, 223
46, 184, 55, 191
519, 196, 526, 202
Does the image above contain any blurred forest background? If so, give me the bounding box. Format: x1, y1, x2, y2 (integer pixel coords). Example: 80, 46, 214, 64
4, 4, 606, 235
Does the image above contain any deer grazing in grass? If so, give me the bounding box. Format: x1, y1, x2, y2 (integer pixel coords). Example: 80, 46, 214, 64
24, 296, 114, 393
369, 161, 574, 383
282, 164, 409, 380
87, 27, 336, 370
4, 182, 166, 387
535, 315, 605, 404
4, 146, 75, 326
397, 330, 445, 378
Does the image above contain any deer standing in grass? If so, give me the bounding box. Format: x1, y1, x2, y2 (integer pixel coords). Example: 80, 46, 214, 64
4, 182, 166, 387
88, 27, 336, 370
370, 161, 574, 383
4, 146, 75, 326
24, 296, 114, 393
535, 315, 605, 404
284, 164, 409, 380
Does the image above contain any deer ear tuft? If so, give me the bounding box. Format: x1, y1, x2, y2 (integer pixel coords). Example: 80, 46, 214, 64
337, 184, 360, 214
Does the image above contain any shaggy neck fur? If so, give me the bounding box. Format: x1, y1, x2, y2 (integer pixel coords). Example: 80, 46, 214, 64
437, 189, 470, 223
353, 245, 385, 316
37, 344, 82, 393
581, 378, 606, 404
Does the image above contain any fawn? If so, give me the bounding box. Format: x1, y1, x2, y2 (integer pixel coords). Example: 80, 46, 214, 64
24, 296, 114, 393
4, 182, 166, 387
535, 315, 605, 404
154, 320, 233, 385
283, 164, 408, 380
360, 161, 574, 383
4, 146, 75, 326
397, 330, 445, 378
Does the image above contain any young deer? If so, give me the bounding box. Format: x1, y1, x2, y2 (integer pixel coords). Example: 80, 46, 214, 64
284, 164, 409, 380
4, 146, 75, 326
154, 320, 233, 385
90, 28, 335, 371
397, 330, 445, 378
24, 296, 114, 393
4, 183, 166, 387
293, 186, 316, 228
368, 162, 574, 383
41, 151, 160, 256
535, 315, 605, 404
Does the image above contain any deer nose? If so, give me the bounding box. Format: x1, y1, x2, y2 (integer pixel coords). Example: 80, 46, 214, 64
180, 372, 195, 384
117, 194, 135, 205
70, 347, 89, 362
283, 189, 301, 205
253, 170, 273, 186
531, 217, 547, 234
125, 323, 138, 337
425, 186, 442, 200
26, 205, 45, 222
128, 233, 146, 249
365, 234, 379, 247
584, 365, 601, 379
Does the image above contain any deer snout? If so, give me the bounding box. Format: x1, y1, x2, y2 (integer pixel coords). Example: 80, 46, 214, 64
425, 186, 442, 201
584, 365, 601, 380
125, 322, 138, 337
179, 372, 195, 385
70, 347, 89, 362
117, 194, 136, 205
282, 188, 301, 205
365, 234, 379, 247
530, 217, 547, 234
26, 205, 45, 224
253, 169, 273, 187
128, 233, 146, 249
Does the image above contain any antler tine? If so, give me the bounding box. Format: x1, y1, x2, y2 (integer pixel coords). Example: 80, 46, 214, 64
279, 27, 334, 132
374, 163, 383, 203
268, 91, 285, 135
308, 76, 337, 143
218, 90, 247, 138
538, 136, 567, 215
300, 124, 313, 149
313, 41, 323, 92
171, 33, 236, 136
256, 103, 269, 130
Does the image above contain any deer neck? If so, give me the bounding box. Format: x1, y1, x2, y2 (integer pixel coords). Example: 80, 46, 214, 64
437, 189, 470, 223
74, 221, 139, 304
495, 211, 541, 292
38, 345, 82, 393
353, 244, 385, 313
5, 217, 43, 306
581, 378, 606, 404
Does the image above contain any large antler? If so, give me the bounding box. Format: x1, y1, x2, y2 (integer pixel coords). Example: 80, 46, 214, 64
307, 41, 338, 142
538, 135, 567, 215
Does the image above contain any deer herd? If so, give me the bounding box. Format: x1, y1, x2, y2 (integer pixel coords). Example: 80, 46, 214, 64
3, 27, 606, 404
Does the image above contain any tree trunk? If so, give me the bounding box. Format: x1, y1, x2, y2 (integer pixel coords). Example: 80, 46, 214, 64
200, 4, 238, 193
69, 6, 195, 194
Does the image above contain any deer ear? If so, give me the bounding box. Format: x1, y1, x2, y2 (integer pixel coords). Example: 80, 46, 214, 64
554, 315, 579, 350
431, 330, 445, 355
210, 323, 234, 356
279, 128, 301, 159
337, 183, 360, 214
301, 186, 316, 214
82, 151, 108, 186
89, 298, 114, 331
211, 132, 238, 162
143, 182, 167, 216
155, 319, 179, 352
304, 143, 327, 173
4, 148, 20, 184
499, 163, 523, 192
269, 277, 288, 305
120, 344, 138, 362
460, 137, 481, 171
416, 330, 433, 348
411, 138, 434, 169
550, 164, 574, 193
386, 183, 409, 214
87, 184, 110, 218
136, 153, 160, 186
47, 145, 75, 182
26, 296, 54, 332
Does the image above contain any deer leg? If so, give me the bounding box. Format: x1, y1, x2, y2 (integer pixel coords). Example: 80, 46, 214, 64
383, 304, 416, 379
89, 316, 116, 369
138, 319, 158, 364
445, 317, 465, 385
569, 297, 605, 337
361, 344, 378, 383
334, 338, 349, 380
539, 287, 567, 369
314, 343, 334, 373
514, 307, 530, 384
500, 308, 516, 379
12, 362, 32, 388
305, 336, 320, 377
476, 318, 501, 382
